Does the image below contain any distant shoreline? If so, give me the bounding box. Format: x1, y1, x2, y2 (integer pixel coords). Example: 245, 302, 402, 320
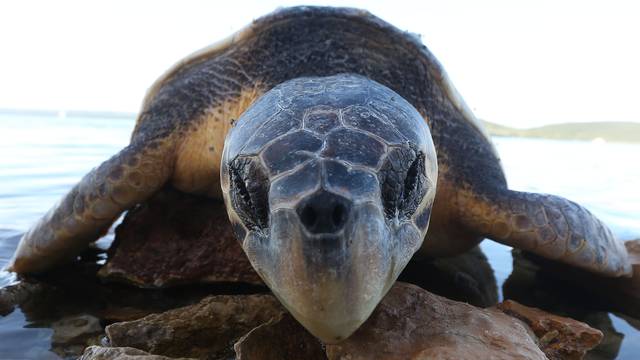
1, 109, 638, 144
482, 120, 640, 144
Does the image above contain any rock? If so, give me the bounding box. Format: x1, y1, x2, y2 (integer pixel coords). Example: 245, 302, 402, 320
92, 282, 608, 359
51, 314, 103, 345
50, 314, 104, 357
324, 282, 545, 360
0, 281, 47, 316
497, 300, 603, 360
105, 294, 284, 359
99, 188, 263, 288
581, 313, 623, 360
234, 313, 327, 360
231, 282, 543, 360
98, 305, 158, 323
625, 239, 640, 297
507, 238, 640, 315
504, 249, 624, 359
510, 240, 640, 320
79, 345, 195, 360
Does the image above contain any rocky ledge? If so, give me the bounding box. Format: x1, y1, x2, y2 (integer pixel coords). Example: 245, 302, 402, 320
77, 188, 610, 359
80, 282, 602, 360
98, 189, 263, 288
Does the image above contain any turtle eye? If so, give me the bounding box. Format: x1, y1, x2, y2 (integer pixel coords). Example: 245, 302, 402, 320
228, 157, 270, 230
380, 148, 427, 220
400, 152, 427, 218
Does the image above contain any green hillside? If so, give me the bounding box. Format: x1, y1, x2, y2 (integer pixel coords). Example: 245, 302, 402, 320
483, 121, 640, 143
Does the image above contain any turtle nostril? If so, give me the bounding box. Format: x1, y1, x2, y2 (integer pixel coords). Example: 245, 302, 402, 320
332, 203, 346, 228
297, 191, 351, 234
301, 205, 318, 229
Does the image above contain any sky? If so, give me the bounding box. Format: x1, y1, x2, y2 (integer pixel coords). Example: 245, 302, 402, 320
0, 0, 638, 128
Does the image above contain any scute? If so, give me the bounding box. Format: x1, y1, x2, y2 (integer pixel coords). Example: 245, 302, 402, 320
269, 160, 321, 209
342, 105, 405, 145
303, 106, 341, 135
261, 130, 323, 176
225, 97, 280, 161
368, 98, 427, 150
275, 85, 328, 117
323, 159, 379, 202
241, 110, 303, 155
320, 128, 386, 168
323, 80, 370, 108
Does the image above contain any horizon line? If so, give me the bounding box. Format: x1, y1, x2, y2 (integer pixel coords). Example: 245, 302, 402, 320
1, 108, 639, 129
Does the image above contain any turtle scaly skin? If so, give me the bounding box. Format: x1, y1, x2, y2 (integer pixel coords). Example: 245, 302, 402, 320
10, 6, 631, 343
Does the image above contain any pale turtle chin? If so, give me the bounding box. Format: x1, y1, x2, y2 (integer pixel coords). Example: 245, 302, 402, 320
241, 194, 426, 344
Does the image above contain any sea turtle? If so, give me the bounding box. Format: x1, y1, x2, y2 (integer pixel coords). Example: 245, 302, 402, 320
9, 6, 631, 343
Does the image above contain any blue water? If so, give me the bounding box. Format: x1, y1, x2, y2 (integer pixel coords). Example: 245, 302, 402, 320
0, 113, 639, 358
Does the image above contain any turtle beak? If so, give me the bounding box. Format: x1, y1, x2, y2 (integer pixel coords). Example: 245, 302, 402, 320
242, 192, 414, 343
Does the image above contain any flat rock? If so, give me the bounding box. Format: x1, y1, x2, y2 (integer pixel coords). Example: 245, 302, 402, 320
50, 314, 104, 358
586, 239, 640, 312
580, 312, 624, 360
99, 188, 263, 288
504, 249, 625, 359
234, 313, 326, 360
79, 346, 195, 360
497, 300, 603, 360
234, 282, 545, 360
324, 282, 545, 360
0, 281, 47, 316
51, 314, 103, 345
105, 294, 284, 359
99, 282, 606, 359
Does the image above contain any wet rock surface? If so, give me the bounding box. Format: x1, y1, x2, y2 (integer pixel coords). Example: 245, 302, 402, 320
497, 300, 603, 360
51, 314, 104, 358
79, 346, 195, 360
51, 314, 102, 344
99, 188, 263, 288
0, 280, 47, 316
504, 245, 640, 359
510, 240, 640, 319
0, 246, 269, 359
105, 294, 284, 359
95, 282, 608, 360
1, 258, 611, 360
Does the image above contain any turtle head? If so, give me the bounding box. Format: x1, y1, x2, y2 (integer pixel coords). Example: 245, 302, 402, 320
221, 74, 437, 343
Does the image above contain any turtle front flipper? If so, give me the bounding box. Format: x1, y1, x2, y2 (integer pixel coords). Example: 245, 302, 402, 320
460, 189, 632, 277
9, 138, 174, 274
